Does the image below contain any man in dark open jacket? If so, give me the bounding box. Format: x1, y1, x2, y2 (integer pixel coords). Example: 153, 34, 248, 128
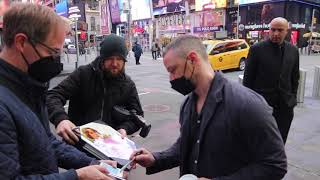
46, 34, 144, 146
243, 17, 300, 143
0, 3, 115, 179
130, 35, 287, 179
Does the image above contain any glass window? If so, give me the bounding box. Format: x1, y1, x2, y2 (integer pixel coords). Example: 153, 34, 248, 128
88, 0, 99, 10
91, 17, 96, 31
211, 42, 228, 54
239, 42, 248, 49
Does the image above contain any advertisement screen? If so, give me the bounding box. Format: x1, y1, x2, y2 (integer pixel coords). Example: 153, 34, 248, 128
55, 0, 68, 17
131, 0, 151, 20
109, 0, 121, 23
118, 0, 128, 22
239, 0, 271, 5
195, 0, 226, 11
101, 3, 110, 35
153, 0, 185, 15
239, 2, 285, 31
193, 10, 225, 32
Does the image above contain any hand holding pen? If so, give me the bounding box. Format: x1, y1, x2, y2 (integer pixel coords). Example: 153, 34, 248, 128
129, 148, 156, 168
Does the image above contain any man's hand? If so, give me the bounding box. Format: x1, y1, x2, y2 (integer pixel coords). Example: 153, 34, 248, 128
100, 160, 117, 168
129, 148, 155, 168
100, 160, 129, 179
76, 165, 114, 180
118, 129, 127, 139
56, 120, 79, 145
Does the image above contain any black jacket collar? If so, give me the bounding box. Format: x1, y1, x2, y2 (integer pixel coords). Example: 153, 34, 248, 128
0, 58, 48, 99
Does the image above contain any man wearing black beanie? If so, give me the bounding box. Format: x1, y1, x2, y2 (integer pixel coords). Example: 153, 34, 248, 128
46, 34, 143, 147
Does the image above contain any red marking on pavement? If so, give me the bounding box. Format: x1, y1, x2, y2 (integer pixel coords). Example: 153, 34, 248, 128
143, 104, 170, 113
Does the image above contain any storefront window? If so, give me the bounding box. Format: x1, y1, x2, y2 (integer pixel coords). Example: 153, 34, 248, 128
90, 17, 96, 31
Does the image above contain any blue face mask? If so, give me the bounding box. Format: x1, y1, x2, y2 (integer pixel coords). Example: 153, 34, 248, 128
170, 60, 195, 96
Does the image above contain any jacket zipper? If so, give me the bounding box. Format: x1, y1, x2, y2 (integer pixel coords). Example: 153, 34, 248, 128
100, 84, 106, 121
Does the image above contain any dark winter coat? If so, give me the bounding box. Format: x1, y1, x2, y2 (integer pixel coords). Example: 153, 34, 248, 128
146, 73, 287, 179
0, 59, 94, 179
243, 40, 300, 108
46, 58, 143, 134
132, 43, 143, 57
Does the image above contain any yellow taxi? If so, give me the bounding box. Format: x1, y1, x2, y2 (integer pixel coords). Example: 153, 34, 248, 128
203, 39, 249, 71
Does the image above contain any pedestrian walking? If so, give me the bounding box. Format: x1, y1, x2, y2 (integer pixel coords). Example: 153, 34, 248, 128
151, 42, 157, 60
0, 3, 116, 179
243, 17, 300, 144
130, 35, 287, 179
157, 43, 162, 58
132, 41, 143, 65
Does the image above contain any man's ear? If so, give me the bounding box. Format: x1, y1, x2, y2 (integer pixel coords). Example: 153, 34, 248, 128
188, 51, 199, 64
14, 33, 28, 53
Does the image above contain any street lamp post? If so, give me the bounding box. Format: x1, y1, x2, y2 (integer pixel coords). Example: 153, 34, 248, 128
68, 6, 81, 68
236, 3, 240, 39
127, 0, 132, 50
309, 8, 316, 55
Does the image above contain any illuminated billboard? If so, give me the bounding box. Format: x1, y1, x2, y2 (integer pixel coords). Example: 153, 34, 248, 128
153, 0, 185, 15
131, 0, 151, 20
195, 0, 226, 11
55, 0, 68, 17
239, 0, 270, 4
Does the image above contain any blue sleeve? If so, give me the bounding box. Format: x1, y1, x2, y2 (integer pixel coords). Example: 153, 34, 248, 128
0, 105, 78, 180
49, 133, 95, 169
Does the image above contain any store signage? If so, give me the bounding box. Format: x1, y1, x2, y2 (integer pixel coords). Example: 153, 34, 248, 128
291, 23, 306, 29
240, 23, 270, 30
239, 24, 245, 31
239, 23, 306, 30
193, 26, 221, 32
158, 14, 185, 27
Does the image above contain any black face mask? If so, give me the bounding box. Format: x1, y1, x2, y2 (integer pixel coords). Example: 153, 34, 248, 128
21, 41, 63, 83
170, 60, 195, 95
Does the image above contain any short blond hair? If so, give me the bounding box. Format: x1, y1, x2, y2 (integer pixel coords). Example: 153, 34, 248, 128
3, 3, 65, 47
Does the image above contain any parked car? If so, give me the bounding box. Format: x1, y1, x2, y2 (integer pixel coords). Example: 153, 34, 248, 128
203, 39, 249, 71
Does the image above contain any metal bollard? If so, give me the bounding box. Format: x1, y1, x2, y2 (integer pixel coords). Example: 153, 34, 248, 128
238, 74, 244, 84
312, 66, 320, 98
297, 69, 307, 103
85, 49, 87, 62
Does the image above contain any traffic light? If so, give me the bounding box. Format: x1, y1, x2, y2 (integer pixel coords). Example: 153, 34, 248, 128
312, 17, 317, 24
120, 25, 126, 35
80, 31, 87, 41
90, 34, 95, 43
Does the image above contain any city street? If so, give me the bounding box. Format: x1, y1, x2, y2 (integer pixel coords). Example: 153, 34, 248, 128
51, 52, 320, 180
